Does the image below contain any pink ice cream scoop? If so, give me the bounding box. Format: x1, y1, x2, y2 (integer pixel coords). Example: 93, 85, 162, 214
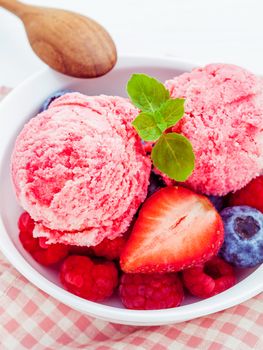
12, 93, 151, 246
165, 63, 263, 196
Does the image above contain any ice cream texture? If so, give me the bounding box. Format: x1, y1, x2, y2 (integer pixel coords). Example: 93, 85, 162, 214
12, 93, 151, 246
165, 63, 263, 195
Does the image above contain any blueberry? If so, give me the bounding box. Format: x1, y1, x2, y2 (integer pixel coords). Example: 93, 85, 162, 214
219, 206, 263, 268
39, 89, 74, 112
147, 171, 166, 197
208, 195, 225, 211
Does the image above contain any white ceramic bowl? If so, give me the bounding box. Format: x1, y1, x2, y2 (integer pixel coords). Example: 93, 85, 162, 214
0, 56, 262, 326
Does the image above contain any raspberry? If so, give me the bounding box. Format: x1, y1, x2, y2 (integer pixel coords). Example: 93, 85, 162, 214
69, 245, 93, 256
18, 212, 69, 266
33, 242, 69, 266
60, 255, 118, 301
119, 273, 184, 310
182, 256, 236, 298
229, 176, 263, 213
92, 236, 126, 260
18, 212, 34, 233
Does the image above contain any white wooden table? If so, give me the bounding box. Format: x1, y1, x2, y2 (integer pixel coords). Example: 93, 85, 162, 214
0, 0, 263, 86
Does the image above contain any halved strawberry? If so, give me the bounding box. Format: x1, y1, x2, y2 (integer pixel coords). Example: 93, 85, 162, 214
120, 186, 224, 273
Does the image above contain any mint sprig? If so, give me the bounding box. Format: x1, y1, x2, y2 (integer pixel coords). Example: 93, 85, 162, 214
127, 73, 195, 181
132, 112, 162, 141
152, 133, 195, 182
158, 98, 185, 129
127, 73, 169, 112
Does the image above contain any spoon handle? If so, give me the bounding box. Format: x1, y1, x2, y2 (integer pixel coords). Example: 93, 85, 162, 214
0, 0, 29, 17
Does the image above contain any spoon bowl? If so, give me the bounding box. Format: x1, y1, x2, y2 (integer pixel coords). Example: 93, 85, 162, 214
0, 0, 117, 77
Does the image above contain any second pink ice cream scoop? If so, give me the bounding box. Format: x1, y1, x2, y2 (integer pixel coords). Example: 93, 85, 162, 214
165, 63, 263, 195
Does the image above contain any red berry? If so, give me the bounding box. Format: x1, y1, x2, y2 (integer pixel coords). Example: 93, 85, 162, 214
60, 255, 118, 301
18, 212, 69, 266
38, 237, 49, 248
92, 236, 126, 260
119, 273, 184, 310
120, 186, 224, 273
182, 256, 236, 298
18, 212, 34, 233
229, 176, 263, 213
33, 243, 69, 266
69, 245, 93, 256
19, 229, 39, 253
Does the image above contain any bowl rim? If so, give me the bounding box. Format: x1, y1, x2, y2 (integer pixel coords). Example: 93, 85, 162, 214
0, 54, 262, 326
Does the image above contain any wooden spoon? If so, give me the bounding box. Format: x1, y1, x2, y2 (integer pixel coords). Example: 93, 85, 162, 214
0, 0, 117, 78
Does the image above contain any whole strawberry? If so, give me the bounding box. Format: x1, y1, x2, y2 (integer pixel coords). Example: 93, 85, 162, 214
119, 273, 184, 310
60, 255, 118, 301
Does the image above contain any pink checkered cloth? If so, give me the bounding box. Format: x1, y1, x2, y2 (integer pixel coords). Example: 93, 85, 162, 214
0, 88, 263, 350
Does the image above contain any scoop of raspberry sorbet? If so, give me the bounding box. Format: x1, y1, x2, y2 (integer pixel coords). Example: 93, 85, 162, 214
165, 63, 263, 195
12, 93, 151, 246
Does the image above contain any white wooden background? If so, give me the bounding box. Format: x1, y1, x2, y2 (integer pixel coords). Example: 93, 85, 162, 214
0, 0, 263, 86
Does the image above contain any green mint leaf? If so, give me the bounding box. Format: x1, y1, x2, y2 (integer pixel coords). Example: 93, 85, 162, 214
151, 132, 195, 181
127, 73, 169, 112
153, 110, 167, 132
132, 112, 162, 141
158, 98, 185, 128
